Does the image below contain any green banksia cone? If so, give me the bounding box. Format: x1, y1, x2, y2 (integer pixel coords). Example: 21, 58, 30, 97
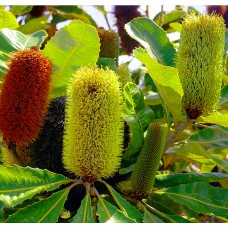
0, 46, 53, 145
117, 63, 132, 88
176, 13, 225, 119
131, 123, 167, 199
63, 67, 124, 182
97, 27, 119, 60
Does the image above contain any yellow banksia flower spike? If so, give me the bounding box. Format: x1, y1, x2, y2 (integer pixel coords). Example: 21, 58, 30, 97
62, 67, 124, 182
176, 13, 225, 119
131, 123, 167, 199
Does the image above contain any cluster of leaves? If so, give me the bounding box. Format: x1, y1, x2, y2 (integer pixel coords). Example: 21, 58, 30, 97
0, 5, 228, 223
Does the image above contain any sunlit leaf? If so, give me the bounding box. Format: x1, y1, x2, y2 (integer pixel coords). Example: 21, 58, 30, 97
6, 188, 70, 223
42, 20, 100, 98
189, 126, 228, 148
10, 6, 32, 16
125, 17, 176, 66
97, 197, 135, 223
177, 142, 228, 172
198, 111, 228, 127
102, 181, 142, 222
155, 182, 228, 220
0, 9, 19, 30
154, 172, 228, 188
18, 16, 49, 34
134, 48, 183, 123
0, 28, 47, 77
0, 165, 72, 208
71, 193, 94, 223
0, 201, 3, 222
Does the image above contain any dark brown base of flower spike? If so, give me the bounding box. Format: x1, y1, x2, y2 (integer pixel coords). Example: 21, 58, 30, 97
186, 108, 202, 120
83, 175, 96, 183
134, 191, 149, 200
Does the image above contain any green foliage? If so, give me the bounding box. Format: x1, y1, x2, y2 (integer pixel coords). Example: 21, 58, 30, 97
41, 20, 100, 98
0, 9, 19, 29
0, 28, 47, 77
134, 48, 184, 123
71, 194, 94, 223
0, 6, 227, 224
125, 17, 176, 66
156, 182, 228, 220
5, 188, 70, 223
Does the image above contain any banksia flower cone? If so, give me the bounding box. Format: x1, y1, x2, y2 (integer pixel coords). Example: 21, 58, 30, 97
63, 67, 124, 181
114, 6, 141, 55
131, 123, 167, 199
0, 47, 53, 145
176, 14, 225, 119
97, 27, 119, 60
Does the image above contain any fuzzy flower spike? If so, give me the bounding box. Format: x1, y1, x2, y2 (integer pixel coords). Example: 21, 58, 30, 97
0, 46, 53, 145
176, 13, 225, 119
63, 67, 124, 182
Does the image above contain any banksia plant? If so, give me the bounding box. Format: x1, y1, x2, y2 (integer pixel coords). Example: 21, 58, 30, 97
176, 14, 225, 119
131, 123, 167, 199
114, 6, 142, 55
63, 67, 124, 182
0, 46, 53, 146
97, 27, 119, 60
31, 96, 67, 175
207, 6, 228, 27
117, 63, 132, 88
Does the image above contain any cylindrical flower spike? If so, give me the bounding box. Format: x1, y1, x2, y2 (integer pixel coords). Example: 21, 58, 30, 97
97, 27, 119, 60
63, 67, 124, 181
131, 123, 167, 199
176, 13, 225, 119
0, 47, 53, 145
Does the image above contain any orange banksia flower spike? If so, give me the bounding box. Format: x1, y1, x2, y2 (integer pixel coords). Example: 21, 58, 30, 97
0, 46, 53, 146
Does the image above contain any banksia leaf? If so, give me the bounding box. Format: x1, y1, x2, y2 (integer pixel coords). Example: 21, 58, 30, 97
98, 27, 119, 60
2, 146, 23, 166
63, 67, 124, 181
0, 47, 53, 145
176, 14, 225, 119
114, 6, 142, 55
131, 123, 167, 199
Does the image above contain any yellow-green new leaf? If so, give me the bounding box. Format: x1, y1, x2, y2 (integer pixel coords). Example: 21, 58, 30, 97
0, 9, 19, 29
42, 20, 100, 98
134, 48, 183, 123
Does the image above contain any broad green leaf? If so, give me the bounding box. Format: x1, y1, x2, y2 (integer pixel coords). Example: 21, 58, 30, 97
0, 28, 47, 77
189, 126, 228, 148
10, 6, 32, 16
125, 17, 176, 66
124, 82, 154, 131
143, 208, 164, 223
144, 91, 162, 106
155, 182, 228, 220
71, 193, 94, 223
97, 58, 118, 72
177, 142, 228, 172
154, 172, 228, 188
198, 111, 228, 127
102, 181, 142, 223
169, 22, 182, 32
220, 85, 228, 108
50, 6, 97, 27
0, 165, 72, 208
134, 48, 183, 123
6, 188, 70, 223
0, 9, 19, 29
122, 82, 154, 167
42, 20, 100, 98
18, 16, 49, 34
97, 197, 135, 223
